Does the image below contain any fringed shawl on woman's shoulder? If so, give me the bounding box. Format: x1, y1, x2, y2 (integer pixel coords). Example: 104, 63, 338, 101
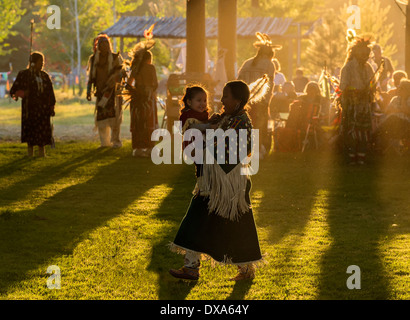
194, 112, 253, 221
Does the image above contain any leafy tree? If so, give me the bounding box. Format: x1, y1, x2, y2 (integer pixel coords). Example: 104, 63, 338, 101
0, 0, 26, 56
32, 0, 142, 94
304, 9, 346, 75
304, 0, 398, 77
339, 0, 397, 63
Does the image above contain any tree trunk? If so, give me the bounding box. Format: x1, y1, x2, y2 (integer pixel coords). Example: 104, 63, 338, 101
74, 0, 82, 96
406, 4, 410, 76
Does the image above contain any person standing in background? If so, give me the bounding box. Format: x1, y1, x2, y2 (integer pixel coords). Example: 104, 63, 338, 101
340, 31, 375, 165
10, 52, 56, 157
87, 34, 124, 148
371, 44, 394, 92
237, 32, 282, 158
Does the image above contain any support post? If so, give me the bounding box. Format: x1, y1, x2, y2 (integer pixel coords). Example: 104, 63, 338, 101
186, 0, 206, 73
218, 0, 237, 80
406, 4, 410, 76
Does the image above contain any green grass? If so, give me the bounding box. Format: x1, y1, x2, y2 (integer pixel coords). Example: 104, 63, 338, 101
0, 96, 409, 299
0, 141, 409, 300
0, 90, 164, 142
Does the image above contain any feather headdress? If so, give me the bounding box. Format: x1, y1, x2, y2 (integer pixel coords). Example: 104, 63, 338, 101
253, 32, 282, 50
346, 28, 374, 50
126, 23, 156, 77
248, 74, 270, 105
121, 24, 156, 105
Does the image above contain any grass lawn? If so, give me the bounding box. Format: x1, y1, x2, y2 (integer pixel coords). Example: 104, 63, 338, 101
0, 96, 409, 300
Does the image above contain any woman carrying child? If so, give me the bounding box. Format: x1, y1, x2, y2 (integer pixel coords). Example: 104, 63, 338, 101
169, 80, 263, 281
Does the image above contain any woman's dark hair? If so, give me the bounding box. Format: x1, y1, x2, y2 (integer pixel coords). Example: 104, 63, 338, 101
143, 50, 153, 63
303, 81, 321, 96
224, 80, 250, 110
398, 78, 410, 95
180, 85, 208, 113
93, 34, 112, 53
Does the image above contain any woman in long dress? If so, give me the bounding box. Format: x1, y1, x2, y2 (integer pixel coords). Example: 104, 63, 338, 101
10, 52, 56, 157
169, 80, 263, 281
127, 49, 158, 157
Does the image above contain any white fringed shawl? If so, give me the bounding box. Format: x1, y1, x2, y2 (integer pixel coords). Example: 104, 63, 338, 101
195, 162, 250, 222
192, 113, 251, 222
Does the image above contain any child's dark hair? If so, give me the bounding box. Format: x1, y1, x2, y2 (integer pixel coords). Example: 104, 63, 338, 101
224, 80, 250, 111
180, 85, 209, 114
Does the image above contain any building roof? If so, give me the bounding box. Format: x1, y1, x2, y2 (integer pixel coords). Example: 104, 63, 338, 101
102, 16, 295, 39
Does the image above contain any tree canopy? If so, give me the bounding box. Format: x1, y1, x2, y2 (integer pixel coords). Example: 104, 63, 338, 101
0, 0, 401, 89
0, 0, 26, 56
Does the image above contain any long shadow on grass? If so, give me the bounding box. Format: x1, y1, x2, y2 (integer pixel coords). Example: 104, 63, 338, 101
252, 152, 329, 244
248, 153, 333, 297
0, 156, 35, 182
147, 165, 199, 300
0, 145, 112, 209
317, 157, 392, 299
226, 279, 254, 300
0, 152, 178, 295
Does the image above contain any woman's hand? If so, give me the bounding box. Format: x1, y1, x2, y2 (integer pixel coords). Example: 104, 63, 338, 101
15, 90, 25, 100
209, 113, 221, 124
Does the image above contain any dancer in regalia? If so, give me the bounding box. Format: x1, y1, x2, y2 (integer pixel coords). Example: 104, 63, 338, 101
122, 25, 158, 157
340, 30, 375, 165
10, 51, 56, 157
87, 34, 124, 148
237, 32, 282, 158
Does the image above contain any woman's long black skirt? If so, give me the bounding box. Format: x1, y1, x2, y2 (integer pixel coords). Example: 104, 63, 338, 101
172, 180, 262, 265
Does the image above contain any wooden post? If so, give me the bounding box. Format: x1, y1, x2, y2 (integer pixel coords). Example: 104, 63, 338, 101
288, 38, 294, 80
296, 23, 301, 67
218, 0, 237, 80
406, 4, 410, 76
120, 37, 124, 54
186, 0, 206, 73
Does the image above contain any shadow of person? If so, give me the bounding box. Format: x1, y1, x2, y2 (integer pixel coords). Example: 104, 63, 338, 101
0, 156, 33, 181
317, 160, 391, 299
252, 151, 330, 245
146, 164, 199, 300
0, 147, 111, 209
0, 152, 169, 295
226, 278, 254, 300
149, 239, 199, 300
